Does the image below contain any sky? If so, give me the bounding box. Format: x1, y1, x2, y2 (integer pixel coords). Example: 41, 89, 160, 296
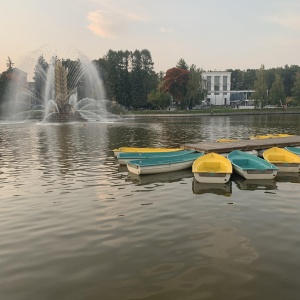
1, 0, 300, 75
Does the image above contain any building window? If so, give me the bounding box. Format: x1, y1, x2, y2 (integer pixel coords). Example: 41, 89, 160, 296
214, 76, 220, 92
207, 76, 211, 91
223, 76, 227, 91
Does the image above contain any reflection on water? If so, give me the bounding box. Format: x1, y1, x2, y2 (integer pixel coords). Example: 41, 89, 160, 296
2, 115, 300, 300
126, 169, 194, 185
233, 175, 278, 191
276, 172, 300, 183
192, 179, 232, 197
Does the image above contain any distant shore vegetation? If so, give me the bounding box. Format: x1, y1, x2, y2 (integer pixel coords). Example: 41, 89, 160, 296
1, 50, 300, 113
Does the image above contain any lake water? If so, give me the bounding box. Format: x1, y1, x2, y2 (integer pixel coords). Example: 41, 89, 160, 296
1, 114, 300, 300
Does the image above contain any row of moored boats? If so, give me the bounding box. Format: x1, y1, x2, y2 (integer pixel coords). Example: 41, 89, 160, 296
113, 143, 300, 184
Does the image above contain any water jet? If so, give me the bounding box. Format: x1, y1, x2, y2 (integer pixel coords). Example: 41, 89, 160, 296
2, 50, 129, 122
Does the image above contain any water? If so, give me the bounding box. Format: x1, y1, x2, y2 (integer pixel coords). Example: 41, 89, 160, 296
1, 114, 300, 300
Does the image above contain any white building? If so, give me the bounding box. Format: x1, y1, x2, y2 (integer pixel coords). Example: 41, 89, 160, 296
202, 71, 231, 106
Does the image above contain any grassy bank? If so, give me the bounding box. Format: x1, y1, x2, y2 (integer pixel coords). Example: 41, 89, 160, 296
129, 107, 300, 115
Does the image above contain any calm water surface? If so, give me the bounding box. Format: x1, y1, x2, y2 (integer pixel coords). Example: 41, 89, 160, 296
1, 114, 300, 300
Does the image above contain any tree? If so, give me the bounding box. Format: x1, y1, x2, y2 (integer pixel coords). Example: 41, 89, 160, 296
185, 64, 205, 109
147, 87, 170, 109
95, 49, 158, 109
131, 49, 158, 108
6, 56, 14, 72
131, 50, 145, 108
252, 65, 268, 108
161, 67, 190, 108
0, 57, 15, 115
33, 55, 49, 103
282, 65, 300, 97
269, 74, 285, 106
176, 58, 189, 70
292, 71, 300, 105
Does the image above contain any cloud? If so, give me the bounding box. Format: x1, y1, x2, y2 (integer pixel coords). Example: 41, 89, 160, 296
263, 2, 300, 31
87, 10, 119, 38
267, 12, 300, 30
87, 0, 146, 38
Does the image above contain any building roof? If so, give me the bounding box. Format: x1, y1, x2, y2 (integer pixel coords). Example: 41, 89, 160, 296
12, 68, 28, 75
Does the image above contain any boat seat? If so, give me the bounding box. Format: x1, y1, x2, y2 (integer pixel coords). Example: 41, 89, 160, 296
201, 161, 222, 172
267, 155, 285, 162
232, 159, 249, 165
232, 158, 264, 170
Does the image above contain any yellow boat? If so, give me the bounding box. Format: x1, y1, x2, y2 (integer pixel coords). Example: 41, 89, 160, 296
113, 147, 182, 157
274, 134, 294, 138
250, 134, 294, 140
216, 138, 241, 143
263, 147, 300, 172
192, 152, 232, 183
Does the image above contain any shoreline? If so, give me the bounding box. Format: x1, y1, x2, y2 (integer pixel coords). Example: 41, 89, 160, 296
126, 108, 300, 118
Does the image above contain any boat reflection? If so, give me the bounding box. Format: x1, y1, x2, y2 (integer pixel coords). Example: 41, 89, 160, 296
233, 175, 278, 191
275, 172, 300, 183
126, 169, 193, 185
118, 165, 128, 173
192, 179, 232, 197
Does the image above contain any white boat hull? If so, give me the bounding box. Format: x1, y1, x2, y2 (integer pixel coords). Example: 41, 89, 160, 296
233, 166, 278, 180
222, 150, 258, 157
118, 158, 138, 165
127, 160, 194, 175
193, 172, 231, 183
272, 163, 300, 173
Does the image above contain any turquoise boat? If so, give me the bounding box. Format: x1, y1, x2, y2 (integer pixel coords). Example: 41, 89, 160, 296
127, 152, 204, 175
285, 146, 300, 156
227, 150, 278, 180
117, 150, 195, 165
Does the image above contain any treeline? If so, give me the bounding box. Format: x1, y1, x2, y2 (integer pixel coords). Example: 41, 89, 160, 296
230, 65, 300, 107
95, 53, 205, 109
1, 49, 300, 111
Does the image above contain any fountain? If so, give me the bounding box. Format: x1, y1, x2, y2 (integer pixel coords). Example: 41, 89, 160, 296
2, 49, 129, 122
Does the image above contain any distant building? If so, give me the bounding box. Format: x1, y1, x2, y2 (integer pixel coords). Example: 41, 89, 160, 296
203, 71, 231, 106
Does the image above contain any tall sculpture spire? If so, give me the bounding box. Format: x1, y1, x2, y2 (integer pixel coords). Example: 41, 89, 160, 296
55, 60, 68, 109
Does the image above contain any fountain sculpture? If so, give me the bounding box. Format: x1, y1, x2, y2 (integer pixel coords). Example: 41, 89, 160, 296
2, 50, 128, 122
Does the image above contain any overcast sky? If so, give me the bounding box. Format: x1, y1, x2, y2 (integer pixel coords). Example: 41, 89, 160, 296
1, 0, 300, 74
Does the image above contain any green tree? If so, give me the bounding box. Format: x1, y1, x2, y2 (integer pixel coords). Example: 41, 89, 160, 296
229, 69, 244, 90
292, 71, 300, 105
282, 65, 300, 97
185, 64, 205, 109
147, 87, 170, 109
118, 50, 132, 108
95, 49, 158, 109
0, 57, 15, 115
252, 65, 268, 108
131, 49, 158, 108
176, 58, 189, 70
269, 74, 285, 106
131, 50, 145, 108
33, 55, 49, 103
100, 49, 120, 102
